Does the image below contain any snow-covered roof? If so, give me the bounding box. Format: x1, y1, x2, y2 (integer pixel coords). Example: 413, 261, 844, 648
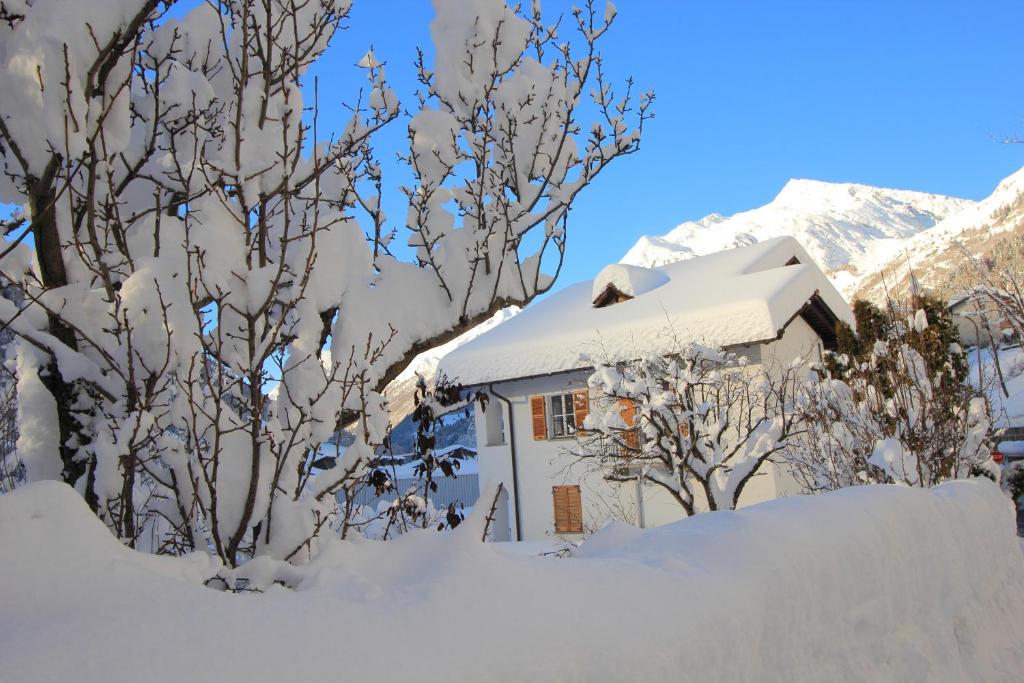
948, 286, 1011, 311
590, 263, 670, 303
439, 236, 853, 386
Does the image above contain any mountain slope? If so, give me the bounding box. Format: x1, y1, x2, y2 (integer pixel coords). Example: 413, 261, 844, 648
622, 179, 974, 297
853, 167, 1024, 302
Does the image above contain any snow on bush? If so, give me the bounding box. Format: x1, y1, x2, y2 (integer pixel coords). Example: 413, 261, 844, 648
786, 297, 993, 492
0, 0, 649, 567
2, 479, 1022, 682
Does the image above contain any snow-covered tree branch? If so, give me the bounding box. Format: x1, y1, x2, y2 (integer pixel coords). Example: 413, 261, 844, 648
0, 0, 648, 568
578, 341, 802, 515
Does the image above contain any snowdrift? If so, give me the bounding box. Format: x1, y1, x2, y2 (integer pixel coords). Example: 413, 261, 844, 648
2, 481, 1023, 682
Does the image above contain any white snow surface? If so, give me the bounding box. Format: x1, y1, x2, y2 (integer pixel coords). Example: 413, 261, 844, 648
393, 307, 519, 385
590, 262, 669, 302
440, 236, 852, 385
621, 177, 975, 297
2, 479, 1023, 682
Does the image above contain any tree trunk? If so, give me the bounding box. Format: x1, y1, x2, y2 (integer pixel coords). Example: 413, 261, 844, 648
29, 163, 97, 511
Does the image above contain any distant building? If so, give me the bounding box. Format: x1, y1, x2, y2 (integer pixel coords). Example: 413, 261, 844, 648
336, 445, 480, 512
949, 287, 1016, 348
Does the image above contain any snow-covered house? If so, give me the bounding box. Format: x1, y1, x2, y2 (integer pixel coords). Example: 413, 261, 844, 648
949, 288, 1015, 348
438, 237, 853, 542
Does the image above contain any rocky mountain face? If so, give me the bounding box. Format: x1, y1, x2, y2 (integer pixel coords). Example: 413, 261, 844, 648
851, 168, 1024, 302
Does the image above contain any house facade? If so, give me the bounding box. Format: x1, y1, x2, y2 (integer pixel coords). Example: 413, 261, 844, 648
439, 237, 853, 542
949, 289, 1015, 348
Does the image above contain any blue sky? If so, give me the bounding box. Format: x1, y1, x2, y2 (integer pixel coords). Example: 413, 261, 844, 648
23, 1, 1020, 291
311, 0, 1024, 289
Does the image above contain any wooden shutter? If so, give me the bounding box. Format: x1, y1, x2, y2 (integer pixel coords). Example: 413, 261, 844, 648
619, 398, 640, 451
552, 485, 583, 533
530, 395, 548, 440
573, 390, 590, 436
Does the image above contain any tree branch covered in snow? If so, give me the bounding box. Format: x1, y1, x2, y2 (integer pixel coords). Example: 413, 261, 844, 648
0, 0, 647, 567
578, 340, 802, 514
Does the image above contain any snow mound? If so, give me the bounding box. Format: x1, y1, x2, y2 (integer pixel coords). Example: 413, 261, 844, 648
590, 263, 669, 302
1, 481, 1022, 682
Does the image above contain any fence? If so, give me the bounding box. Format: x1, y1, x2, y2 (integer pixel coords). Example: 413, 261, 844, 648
343, 473, 481, 512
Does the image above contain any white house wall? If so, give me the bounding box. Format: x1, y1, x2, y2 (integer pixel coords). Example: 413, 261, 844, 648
475, 319, 822, 542
762, 315, 825, 499
477, 370, 620, 542
950, 299, 1005, 348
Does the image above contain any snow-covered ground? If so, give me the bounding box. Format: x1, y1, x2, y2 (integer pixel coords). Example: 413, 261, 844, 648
3, 480, 1022, 682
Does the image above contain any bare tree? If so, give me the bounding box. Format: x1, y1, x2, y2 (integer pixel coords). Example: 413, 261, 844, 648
950, 201, 1024, 348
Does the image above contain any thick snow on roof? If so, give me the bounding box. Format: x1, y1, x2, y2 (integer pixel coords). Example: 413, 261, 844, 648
440, 236, 853, 385
590, 263, 669, 302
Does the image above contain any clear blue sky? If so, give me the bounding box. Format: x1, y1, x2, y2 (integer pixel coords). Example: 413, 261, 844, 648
311, 0, 1024, 289
20, 1, 1021, 291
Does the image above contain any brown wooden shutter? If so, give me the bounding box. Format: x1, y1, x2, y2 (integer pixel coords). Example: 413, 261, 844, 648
530, 395, 548, 440
552, 485, 583, 533
573, 389, 590, 437
619, 398, 640, 451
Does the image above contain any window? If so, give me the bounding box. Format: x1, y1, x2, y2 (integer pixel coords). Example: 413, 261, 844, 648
549, 393, 576, 438
530, 390, 588, 441
483, 399, 506, 446
552, 485, 583, 533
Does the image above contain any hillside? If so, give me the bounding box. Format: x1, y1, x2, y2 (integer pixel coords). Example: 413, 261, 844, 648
852, 168, 1024, 302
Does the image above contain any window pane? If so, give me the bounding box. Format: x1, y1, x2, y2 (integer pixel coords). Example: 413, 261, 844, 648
548, 394, 578, 437
564, 394, 575, 432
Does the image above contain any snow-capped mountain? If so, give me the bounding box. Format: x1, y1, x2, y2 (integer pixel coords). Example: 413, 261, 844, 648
622, 178, 975, 297
854, 167, 1024, 301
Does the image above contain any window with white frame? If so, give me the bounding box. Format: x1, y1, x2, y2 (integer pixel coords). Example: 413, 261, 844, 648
549, 393, 576, 438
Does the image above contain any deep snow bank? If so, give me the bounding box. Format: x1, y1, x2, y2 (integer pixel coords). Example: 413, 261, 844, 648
1, 481, 1023, 682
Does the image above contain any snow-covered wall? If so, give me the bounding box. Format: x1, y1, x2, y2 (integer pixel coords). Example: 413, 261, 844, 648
2, 480, 1022, 682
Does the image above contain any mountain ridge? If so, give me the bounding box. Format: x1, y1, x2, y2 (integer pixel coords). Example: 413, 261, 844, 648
621, 176, 996, 297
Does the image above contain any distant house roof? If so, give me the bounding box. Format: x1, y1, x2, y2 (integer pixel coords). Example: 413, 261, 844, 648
439, 236, 853, 386
949, 286, 1011, 311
